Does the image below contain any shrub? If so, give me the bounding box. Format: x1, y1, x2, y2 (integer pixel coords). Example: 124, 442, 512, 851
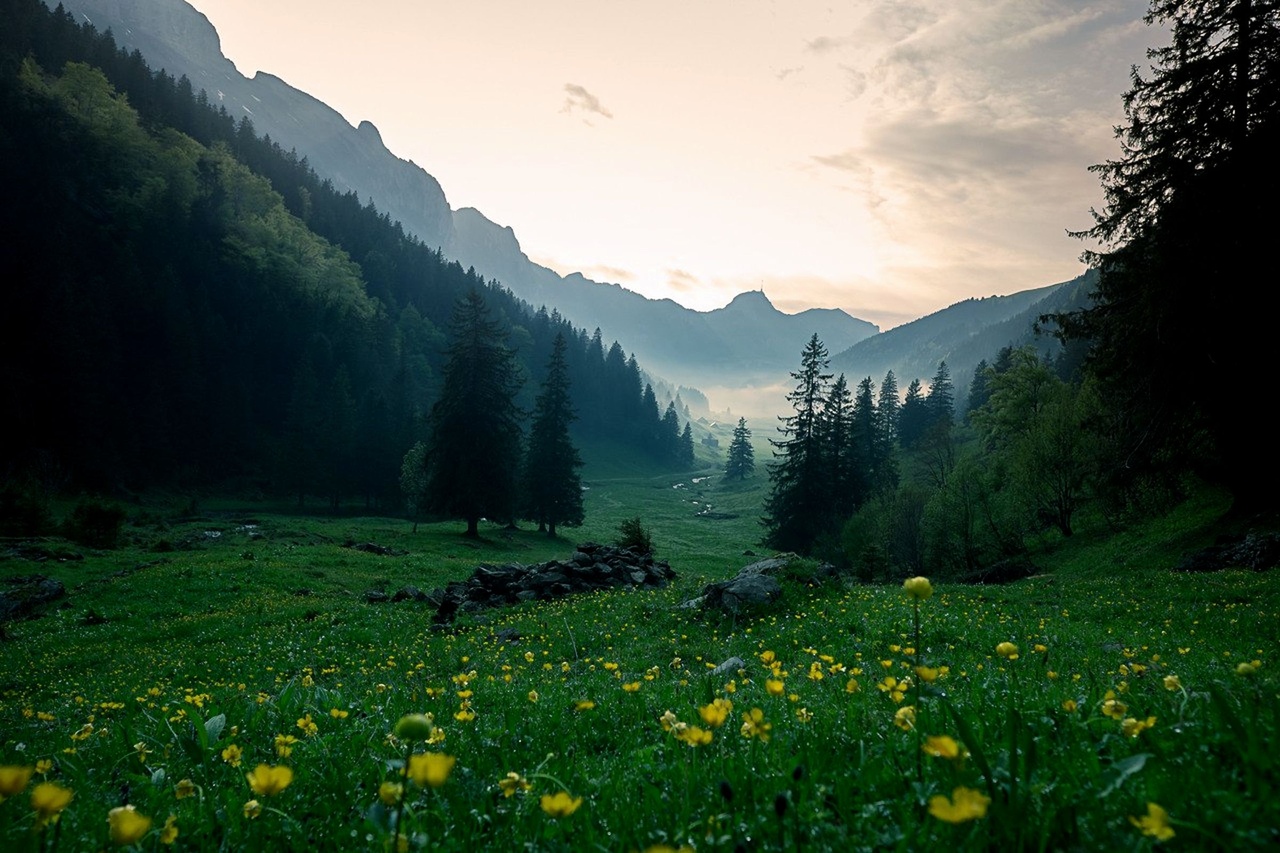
616, 516, 653, 554
64, 499, 126, 549
0, 481, 53, 537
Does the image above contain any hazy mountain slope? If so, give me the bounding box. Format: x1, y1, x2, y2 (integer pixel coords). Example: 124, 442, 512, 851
47, 0, 876, 394
829, 271, 1095, 395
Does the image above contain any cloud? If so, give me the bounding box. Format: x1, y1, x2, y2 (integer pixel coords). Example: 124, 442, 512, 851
775, 65, 804, 81
805, 35, 851, 54
561, 83, 613, 121
666, 269, 700, 292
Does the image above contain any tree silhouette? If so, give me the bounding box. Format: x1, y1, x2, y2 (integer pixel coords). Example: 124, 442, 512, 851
764, 334, 832, 552
521, 332, 584, 537
724, 417, 755, 481
422, 289, 523, 537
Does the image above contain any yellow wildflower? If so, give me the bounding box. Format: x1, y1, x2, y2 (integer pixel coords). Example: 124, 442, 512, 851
35, 759, 53, 775
795, 707, 813, 723
245, 764, 293, 797
914, 666, 940, 683
845, 678, 860, 693
765, 679, 785, 696
1121, 716, 1157, 738
1101, 694, 1127, 721
160, 814, 178, 845
31, 782, 73, 822
407, 752, 455, 788
296, 714, 318, 737
0, 765, 34, 797
274, 734, 298, 757
243, 799, 262, 819
1235, 660, 1261, 676
676, 726, 713, 746
622, 681, 642, 692
379, 781, 403, 806
903, 577, 933, 599
740, 708, 772, 742
699, 699, 733, 729
928, 786, 990, 823
108, 805, 151, 845
527, 690, 539, 703
1062, 699, 1078, 713
329, 708, 349, 719
1163, 675, 1182, 691
922, 734, 964, 760
174, 778, 196, 800
133, 741, 150, 764
996, 642, 1019, 660
221, 744, 243, 767
1129, 802, 1175, 841
893, 705, 916, 731
540, 791, 583, 817
395, 713, 435, 740
573, 700, 596, 712
498, 772, 531, 798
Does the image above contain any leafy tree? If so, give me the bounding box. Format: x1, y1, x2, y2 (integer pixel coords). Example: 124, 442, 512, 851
422, 289, 524, 537
399, 441, 428, 532
724, 417, 755, 481
1050, 0, 1280, 511
764, 334, 832, 553
521, 332, 584, 537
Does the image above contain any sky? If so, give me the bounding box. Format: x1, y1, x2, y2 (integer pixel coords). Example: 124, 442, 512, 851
192, 0, 1154, 330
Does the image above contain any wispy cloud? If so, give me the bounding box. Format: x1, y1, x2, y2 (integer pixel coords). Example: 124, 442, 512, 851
666, 269, 700, 292
561, 83, 613, 121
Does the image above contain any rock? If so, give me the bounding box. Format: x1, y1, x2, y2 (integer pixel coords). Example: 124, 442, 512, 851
362, 589, 390, 603
1, 575, 67, 624
347, 542, 409, 557
392, 586, 427, 602
709, 656, 747, 677
427, 544, 675, 622
1176, 532, 1280, 572
702, 573, 781, 615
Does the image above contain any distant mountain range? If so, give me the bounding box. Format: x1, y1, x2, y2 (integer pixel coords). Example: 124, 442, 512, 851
46, 0, 1092, 411
830, 271, 1094, 398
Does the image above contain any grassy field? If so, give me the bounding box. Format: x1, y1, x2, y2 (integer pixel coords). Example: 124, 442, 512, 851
1, 450, 1277, 850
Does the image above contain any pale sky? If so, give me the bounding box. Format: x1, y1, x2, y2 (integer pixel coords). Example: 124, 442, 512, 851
193, 0, 1152, 329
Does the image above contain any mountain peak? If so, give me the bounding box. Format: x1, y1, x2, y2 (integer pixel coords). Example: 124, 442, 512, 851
721, 290, 775, 312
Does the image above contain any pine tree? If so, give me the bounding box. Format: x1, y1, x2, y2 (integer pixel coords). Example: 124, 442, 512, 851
821, 374, 857, 521
724, 417, 755, 480
679, 422, 695, 468
876, 370, 899, 448
422, 289, 524, 538
521, 332, 584, 537
925, 362, 954, 429
764, 334, 832, 553
898, 378, 928, 448
1049, 0, 1280, 510
660, 401, 682, 463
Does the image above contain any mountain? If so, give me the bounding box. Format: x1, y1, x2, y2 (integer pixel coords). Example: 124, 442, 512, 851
828, 270, 1096, 401
46, 0, 876, 395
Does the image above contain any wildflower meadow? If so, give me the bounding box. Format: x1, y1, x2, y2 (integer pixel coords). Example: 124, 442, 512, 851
1, 476, 1276, 851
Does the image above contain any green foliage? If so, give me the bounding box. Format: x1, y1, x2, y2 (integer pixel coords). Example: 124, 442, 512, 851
0, 480, 53, 537
724, 417, 755, 481
616, 516, 654, 554
63, 499, 126, 549
522, 333, 585, 536
424, 290, 524, 537
1049, 0, 1280, 511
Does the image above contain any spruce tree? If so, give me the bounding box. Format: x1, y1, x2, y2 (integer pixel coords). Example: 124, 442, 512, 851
679, 422, 695, 468
724, 417, 755, 481
925, 361, 954, 429
764, 334, 832, 553
898, 378, 928, 448
1049, 0, 1280, 510
422, 289, 524, 538
521, 332, 584, 537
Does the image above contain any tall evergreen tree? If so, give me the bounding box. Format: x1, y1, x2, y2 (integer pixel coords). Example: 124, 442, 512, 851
821, 374, 858, 521
925, 361, 954, 428
876, 370, 899, 448
724, 417, 755, 480
660, 401, 682, 462
521, 332, 584, 537
898, 378, 929, 448
764, 334, 832, 553
421, 289, 524, 537
1049, 0, 1280, 510
678, 422, 695, 468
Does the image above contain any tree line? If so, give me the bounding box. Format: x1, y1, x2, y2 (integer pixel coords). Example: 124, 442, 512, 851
0, 0, 692, 521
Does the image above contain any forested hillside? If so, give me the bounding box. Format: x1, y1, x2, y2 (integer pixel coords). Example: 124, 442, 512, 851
0, 0, 690, 503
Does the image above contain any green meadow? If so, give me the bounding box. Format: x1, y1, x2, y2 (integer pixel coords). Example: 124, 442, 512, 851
1, 448, 1277, 851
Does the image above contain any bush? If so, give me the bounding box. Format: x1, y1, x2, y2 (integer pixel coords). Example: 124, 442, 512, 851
0, 481, 53, 537
64, 499, 126, 549
616, 517, 653, 554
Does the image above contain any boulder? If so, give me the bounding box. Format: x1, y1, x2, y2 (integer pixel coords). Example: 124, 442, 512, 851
701, 572, 781, 615
1, 575, 67, 625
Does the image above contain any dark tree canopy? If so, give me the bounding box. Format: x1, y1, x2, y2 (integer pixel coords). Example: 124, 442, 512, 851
423, 290, 524, 537
521, 332, 584, 537
1050, 0, 1280, 510
764, 334, 833, 552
